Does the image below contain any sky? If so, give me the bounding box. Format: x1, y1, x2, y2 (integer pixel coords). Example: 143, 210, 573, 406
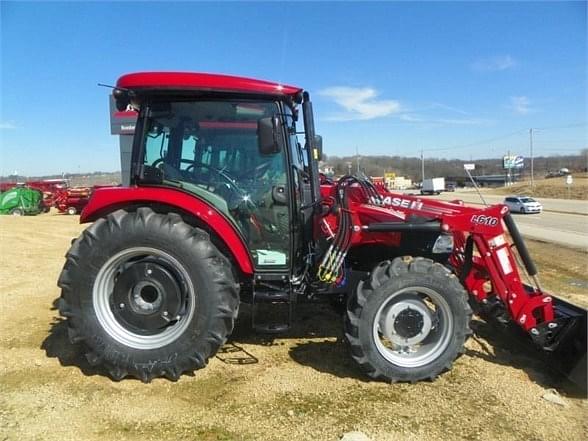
1, 1, 586, 176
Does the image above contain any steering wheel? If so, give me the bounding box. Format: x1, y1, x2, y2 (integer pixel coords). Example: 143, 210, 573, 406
150, 159, 256, 214
150, 159, 237, 190
184, 162, 242, 192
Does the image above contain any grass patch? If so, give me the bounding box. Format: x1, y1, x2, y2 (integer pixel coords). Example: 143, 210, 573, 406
525, 239, 588, 307
492, 173, 588, 200
97, 420, 249, 441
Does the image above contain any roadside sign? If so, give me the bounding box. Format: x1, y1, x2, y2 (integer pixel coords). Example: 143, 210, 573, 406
566, 175, 573, 185
464, 163, 476, 171
503, 155, 524, 169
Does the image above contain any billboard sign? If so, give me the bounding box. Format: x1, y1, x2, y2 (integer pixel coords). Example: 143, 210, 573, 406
463, 163, 476, 171
503, 155, 524, 169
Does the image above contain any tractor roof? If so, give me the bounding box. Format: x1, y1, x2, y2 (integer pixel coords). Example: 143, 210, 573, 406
116, 72, 303, 99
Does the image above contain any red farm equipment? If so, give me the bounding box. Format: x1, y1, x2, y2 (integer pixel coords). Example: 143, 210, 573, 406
54, 186, 93, 215
57, 72, 586, 385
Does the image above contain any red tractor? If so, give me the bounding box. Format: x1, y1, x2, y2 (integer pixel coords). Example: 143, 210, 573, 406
58, 72, 586, 383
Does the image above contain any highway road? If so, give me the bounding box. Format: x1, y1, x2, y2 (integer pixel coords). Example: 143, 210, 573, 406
397, 189, 588, 250
432, 189, 588, 215
508, 211, 588, 250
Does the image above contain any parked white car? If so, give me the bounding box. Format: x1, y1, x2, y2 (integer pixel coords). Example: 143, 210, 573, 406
504, 196, 543, 214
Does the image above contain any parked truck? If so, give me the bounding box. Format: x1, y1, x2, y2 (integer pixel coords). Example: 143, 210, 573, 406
421, 177, 445, 195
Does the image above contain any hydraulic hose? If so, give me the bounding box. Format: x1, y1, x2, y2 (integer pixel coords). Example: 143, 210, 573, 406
503, 213, 538, 277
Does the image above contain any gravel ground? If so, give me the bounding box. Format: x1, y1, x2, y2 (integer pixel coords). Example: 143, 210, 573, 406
0, 212, 586, 441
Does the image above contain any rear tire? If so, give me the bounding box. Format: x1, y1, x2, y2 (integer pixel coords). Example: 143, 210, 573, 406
57, 207, 239, 382
10, 208, 23, 216
345, 257, 472, 382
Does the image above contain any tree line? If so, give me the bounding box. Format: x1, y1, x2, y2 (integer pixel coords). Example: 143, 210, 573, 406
324, 150, 587, 181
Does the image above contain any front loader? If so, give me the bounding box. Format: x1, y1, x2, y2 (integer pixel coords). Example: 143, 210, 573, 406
57, 72, 586, 384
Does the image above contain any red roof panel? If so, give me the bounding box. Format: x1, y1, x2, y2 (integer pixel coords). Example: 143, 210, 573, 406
117, 72, 302, 98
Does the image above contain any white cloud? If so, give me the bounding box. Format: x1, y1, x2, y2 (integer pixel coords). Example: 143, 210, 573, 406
436, 118, 489, 125
400, 113, 490, 126
471, 55, 517, 72
319, 87, 401, 121
428, 102, 469, 115
399, 114, 424, 123
0, 121, 18, 130
510, 96, 531, 115
399, 103, 490, 126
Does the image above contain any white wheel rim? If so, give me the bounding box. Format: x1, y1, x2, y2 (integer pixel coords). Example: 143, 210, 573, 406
93, 247, 196, 350
372, 286, 454, 368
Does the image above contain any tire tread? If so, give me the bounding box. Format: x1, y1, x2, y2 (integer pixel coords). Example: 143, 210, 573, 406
57, 207, 239, 382
344, 256, 472, 383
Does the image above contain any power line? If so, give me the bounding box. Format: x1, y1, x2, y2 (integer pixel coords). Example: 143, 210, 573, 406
422, 123, 587, 154
529, 128, 534, 186
534, 122, 588, 131
423, 129, 527, 153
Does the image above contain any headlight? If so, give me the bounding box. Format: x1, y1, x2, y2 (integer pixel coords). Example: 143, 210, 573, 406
432, 234, 454, 254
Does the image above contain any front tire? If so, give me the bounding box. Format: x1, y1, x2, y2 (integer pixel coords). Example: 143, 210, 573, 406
57, 207, 239, 382
10, 208, 23, 216
67, 206, 77, 215
345, 257, 472, 382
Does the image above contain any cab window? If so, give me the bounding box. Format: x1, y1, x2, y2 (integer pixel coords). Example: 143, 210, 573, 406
140, 100, 291, 268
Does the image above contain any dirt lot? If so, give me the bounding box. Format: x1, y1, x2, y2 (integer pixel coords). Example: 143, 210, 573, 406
1, 213, 587, 441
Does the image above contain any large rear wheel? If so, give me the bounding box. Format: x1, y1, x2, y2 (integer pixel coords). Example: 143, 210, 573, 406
57, 207, 239, 382
345, 257, 472, 382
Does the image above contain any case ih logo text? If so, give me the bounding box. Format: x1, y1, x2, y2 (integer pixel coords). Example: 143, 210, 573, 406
471, 215, 499, 226
370, 196, 424, 210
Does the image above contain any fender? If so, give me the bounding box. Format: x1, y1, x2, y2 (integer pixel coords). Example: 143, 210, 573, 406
80, 186, 254, 275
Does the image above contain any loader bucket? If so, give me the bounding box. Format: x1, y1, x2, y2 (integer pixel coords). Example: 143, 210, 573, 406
503, 214, 587, 388
540, 292, 587, 386
517, 285, 586, 394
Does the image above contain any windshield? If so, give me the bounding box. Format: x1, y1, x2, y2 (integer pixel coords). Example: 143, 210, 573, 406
140, 100, 290, 268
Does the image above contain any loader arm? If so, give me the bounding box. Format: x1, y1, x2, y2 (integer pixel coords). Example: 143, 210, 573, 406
319, 178, 585, 362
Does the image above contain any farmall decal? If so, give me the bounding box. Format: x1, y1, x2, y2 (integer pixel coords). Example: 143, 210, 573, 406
471, 214, 499, 226
370, 196, 424, 211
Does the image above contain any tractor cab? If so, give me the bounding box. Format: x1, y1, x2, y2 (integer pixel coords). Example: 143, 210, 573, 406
112, 73, 322, 277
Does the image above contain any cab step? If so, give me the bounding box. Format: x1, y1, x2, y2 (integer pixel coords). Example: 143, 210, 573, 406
251, 279, 294, 334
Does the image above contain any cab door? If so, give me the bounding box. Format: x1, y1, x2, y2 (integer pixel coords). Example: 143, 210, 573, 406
282, 105, 311, 276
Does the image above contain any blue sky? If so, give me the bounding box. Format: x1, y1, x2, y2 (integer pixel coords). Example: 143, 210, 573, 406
1, 1, 586, 175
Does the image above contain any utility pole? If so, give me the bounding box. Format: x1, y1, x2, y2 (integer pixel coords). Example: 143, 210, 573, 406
421, 149, 425, 183
506, 149, 511, 187
529, 128, 534, 187
356, 146, 360, 174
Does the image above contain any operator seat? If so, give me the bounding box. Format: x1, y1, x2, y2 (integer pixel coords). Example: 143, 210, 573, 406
160, 162, 184, 181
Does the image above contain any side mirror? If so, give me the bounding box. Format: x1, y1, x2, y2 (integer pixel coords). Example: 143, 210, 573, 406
313, 135, 323, 160
113, 88, 130, 112
258, 116, 285, 155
